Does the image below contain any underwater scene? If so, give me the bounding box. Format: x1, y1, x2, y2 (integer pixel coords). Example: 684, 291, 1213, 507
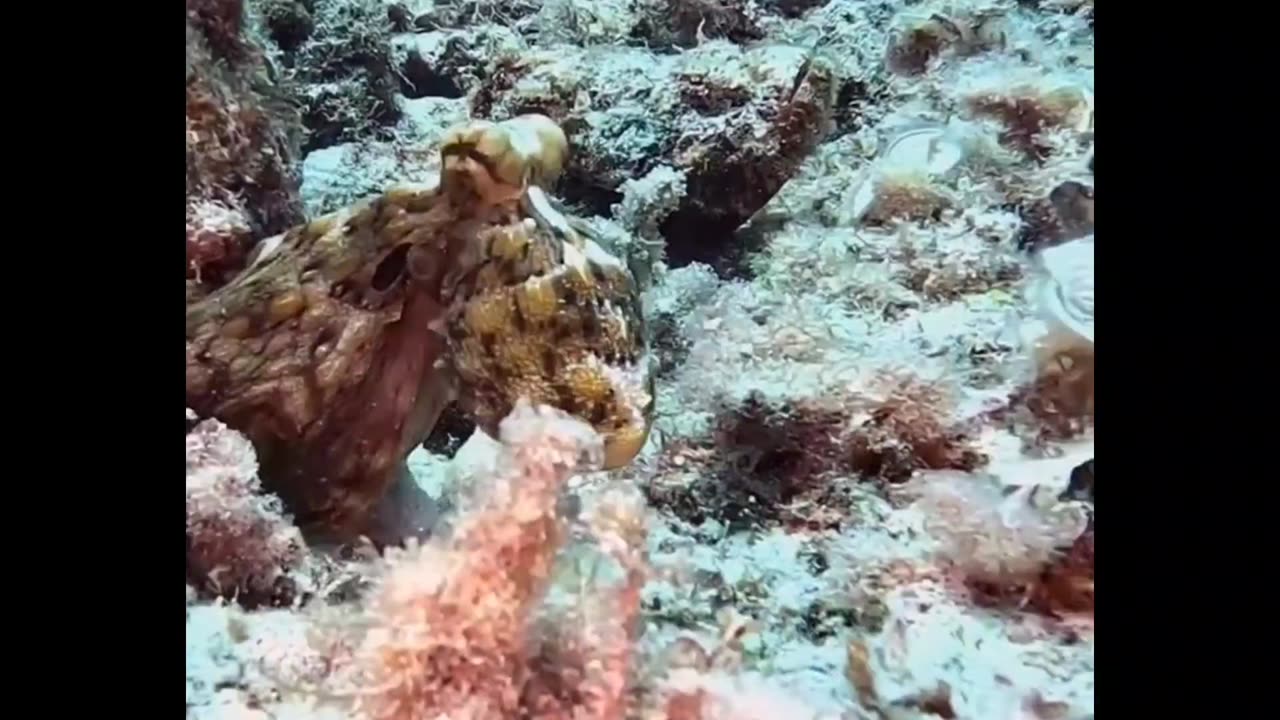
185, 0, 1094, 717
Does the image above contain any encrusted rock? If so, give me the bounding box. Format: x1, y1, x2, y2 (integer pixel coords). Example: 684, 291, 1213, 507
473, 41, 836, 276
187, 0, 306, 299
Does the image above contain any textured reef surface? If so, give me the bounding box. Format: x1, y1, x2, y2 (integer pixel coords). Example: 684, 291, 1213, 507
186, 0, 1094, 717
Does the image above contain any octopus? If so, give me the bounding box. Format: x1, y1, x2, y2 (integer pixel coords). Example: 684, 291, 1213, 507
186, 115, 654, 544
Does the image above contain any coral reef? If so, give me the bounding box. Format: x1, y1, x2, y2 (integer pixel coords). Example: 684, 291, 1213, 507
644, 376, 986, 532
187, 403, 652, 718
186, 417, 307, 607
1014, 180, 1094, 251
338, 402, 633, 718
912, 471, 1088, 590
1027, 521, 1093, 617
647, 627, 836, 720
471, 39, 838, 275
187, 0, 1096, 716
258, 0, 404, 151
187, 0, 306, 299
257, 0, 314, 52
996, 235, 1094, 448
843, 578, 1093, 718
633, 0, 767, 49
884, 7, 1008, 77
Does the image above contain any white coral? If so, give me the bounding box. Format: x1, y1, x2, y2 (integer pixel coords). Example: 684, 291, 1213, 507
1032, 235, 1094, 344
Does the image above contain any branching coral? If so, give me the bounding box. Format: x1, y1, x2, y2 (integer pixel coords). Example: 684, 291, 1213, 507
522, 486, 650, 719
333, 401, 647, 719
186, 417, 308, 607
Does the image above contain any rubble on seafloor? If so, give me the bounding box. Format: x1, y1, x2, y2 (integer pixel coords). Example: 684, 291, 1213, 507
187, 0, 1094, 717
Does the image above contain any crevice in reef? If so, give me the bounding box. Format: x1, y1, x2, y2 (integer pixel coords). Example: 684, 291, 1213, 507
399, 50, 464, 99
660, 209, 757, 279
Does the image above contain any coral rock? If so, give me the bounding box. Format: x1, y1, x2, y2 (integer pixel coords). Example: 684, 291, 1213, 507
186, 418, 307, 606
473, 41, 836, 276
187, 0, 306, 298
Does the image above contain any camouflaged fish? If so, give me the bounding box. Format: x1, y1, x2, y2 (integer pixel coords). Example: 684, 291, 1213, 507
186, 115, 654, 541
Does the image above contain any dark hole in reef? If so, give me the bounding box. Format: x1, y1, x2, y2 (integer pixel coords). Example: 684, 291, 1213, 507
660, 208, 759, 280
399, 52, 463, 99
386, 3, 413, 32
299, 108, 340, 154
422, 402, 476, 458
558, 169, 624, 220
1060, 458, 1094, 504
265, 9, 314, 52
765, 0, 827, 18
799, 600, 859, 641
372, 244, 411, 292
834, 78, 881, 135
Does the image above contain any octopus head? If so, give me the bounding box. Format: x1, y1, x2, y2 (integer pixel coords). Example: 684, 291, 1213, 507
437, 115, 653, 470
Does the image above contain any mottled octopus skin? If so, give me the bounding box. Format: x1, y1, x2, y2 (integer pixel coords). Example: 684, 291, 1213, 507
186, 115, 654, 541
444, 201, 655, 471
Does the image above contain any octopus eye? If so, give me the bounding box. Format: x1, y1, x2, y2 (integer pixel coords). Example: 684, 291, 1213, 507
372, 244, 411, 292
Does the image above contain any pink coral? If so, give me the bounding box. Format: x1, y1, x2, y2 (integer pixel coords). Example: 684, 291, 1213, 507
346, 400, 633, 720
523, 485, 649, 720
186, 417, 307, 606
